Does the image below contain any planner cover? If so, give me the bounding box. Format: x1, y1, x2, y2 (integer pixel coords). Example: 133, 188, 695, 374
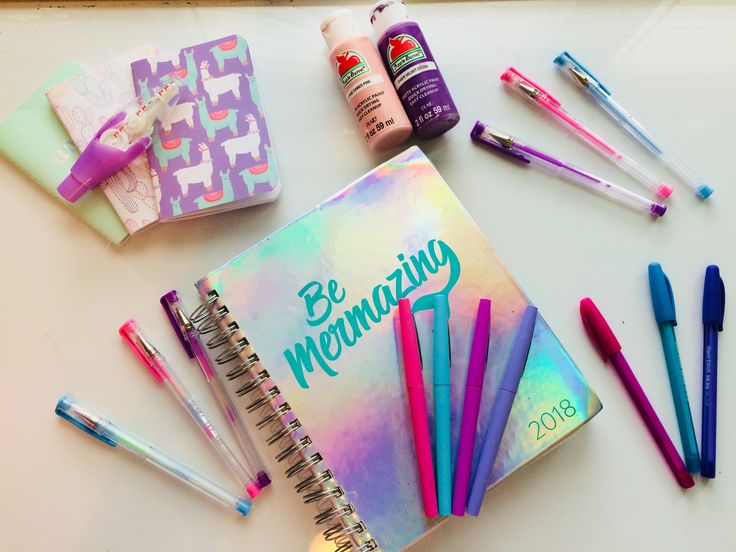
131, 35, 280, 221
0, 62, 128, 245
196, 146, 601, 551
46, 47, 160, 234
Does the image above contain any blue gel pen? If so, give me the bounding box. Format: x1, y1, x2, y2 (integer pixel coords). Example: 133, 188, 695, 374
555, 51, 713, 199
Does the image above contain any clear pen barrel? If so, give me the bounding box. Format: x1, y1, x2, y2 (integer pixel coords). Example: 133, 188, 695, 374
526, 155, 665, 217
588, 86, 711, 198
606, 149, 669, 197
161, 361, 254, 490
210, 376, 268, 485
101, 420, 251, 516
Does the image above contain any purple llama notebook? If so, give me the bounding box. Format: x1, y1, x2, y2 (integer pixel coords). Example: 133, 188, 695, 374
131, 35, 280, 221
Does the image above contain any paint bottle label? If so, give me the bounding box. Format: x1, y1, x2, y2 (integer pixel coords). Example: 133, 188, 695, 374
331, 38, 412, 149
377, 23, 459, 138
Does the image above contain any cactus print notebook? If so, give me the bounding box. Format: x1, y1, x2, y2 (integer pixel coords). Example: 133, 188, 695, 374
47, 47, 160, 235
131, 35, 280, 221
195, 147, 601, 551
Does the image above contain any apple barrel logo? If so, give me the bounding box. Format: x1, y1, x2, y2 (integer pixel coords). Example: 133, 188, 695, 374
387, 34, 426, 74
336, 50, 369, 88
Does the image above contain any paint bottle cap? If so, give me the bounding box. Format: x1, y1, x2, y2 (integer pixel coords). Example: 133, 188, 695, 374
369, 0, 410, 39
321, 9, 364, 50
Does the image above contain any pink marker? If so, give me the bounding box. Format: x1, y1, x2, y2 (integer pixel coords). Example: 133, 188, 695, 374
119, 319, 261, 498
501, 67, 673, 199
451, 298, 491, 516
397, 299, 438, 517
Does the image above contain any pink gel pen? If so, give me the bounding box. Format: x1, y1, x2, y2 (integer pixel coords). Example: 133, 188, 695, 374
398, 298, 439, 518
120, 319, 261, 498
501, 67, 673, 199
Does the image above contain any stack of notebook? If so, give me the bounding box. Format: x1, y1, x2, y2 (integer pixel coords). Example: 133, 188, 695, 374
0, 35, 280, 245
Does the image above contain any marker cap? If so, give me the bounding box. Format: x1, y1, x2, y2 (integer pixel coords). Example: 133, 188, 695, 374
580, 298, 622, 361
703, 265, 725, 330
648, 263, 677, 325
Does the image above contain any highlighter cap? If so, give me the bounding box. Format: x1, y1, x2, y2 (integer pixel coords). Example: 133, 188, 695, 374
580, 298, 621, 361
648, 263, 677, 325
703, 265, 725, 330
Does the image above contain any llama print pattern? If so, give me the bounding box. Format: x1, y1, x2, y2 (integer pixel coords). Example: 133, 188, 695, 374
240, 144, 277, 196
200, 60, 242, 106
46, 46, 160, 234
194, 169, 236, 209
131, 34, 279, 220
151, 133, 192, 171
174, 143, 213, 197
147, 51, 181, 76
210, 36, 248, 70
221, 113, 261, 166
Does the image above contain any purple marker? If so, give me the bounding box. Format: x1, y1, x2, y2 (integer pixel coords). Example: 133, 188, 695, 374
452, 298, 491, 516
370, 0, 460, 138
466, 306, 537, 516
470, 121, 667, 218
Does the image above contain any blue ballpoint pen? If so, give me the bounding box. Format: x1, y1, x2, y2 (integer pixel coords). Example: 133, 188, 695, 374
648, 262, 700, 472
554, 51, 714, 199
701, 265, 725, 478
432, 295, 452, 515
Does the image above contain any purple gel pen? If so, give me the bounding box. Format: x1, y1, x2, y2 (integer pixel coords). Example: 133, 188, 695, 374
471, 121, 667, 218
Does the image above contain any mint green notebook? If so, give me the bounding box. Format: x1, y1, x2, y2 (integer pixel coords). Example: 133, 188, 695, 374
0, 62, 128, 245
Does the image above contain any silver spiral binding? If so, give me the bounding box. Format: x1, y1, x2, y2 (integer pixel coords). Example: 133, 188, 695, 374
194, 290, 378, 552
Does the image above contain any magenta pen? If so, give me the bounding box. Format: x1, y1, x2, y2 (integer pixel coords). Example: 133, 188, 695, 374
451, 298, 491, 516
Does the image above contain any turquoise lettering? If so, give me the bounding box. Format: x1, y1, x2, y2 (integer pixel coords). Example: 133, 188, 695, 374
283, 336, 338, 389
299, 281, 332, 327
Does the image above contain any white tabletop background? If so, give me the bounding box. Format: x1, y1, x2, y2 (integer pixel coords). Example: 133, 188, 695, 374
1, 1, 734, 551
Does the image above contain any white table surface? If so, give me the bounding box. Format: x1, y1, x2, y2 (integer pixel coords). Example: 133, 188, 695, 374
1, 1, 734, 551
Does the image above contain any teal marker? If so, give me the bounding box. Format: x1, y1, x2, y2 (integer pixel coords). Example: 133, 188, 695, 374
433, 295, 452, 515
648, 263, 700, 473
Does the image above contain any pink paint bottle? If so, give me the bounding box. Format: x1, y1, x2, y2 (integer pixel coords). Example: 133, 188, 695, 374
321, 9, 413, 152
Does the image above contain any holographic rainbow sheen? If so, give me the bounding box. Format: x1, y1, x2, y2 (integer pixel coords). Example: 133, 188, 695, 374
197, 146, 602, 552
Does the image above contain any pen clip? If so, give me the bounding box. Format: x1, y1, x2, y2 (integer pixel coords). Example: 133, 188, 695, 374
579, 298, 621, 362
648, 263, 677, 325
703, 265, 725, 331
55, 395, 117, 447
500, 67, 562, 107
119, 319, 166, 383
554, 51, 611, 96
161, 290, 195, 358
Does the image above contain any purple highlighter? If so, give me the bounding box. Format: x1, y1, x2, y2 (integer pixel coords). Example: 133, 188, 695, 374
470, 121, 667, 218
451, 298, 491, 516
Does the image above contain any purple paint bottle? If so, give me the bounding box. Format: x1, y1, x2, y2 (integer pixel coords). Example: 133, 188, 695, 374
370, 0, 460, 139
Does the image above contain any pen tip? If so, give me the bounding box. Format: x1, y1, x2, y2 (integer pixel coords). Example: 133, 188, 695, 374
175, 307, 193, 329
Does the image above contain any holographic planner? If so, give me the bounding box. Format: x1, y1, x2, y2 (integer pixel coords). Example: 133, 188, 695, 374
194, 146, 602, 552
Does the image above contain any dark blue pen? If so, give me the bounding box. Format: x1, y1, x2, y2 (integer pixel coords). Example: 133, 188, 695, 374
701, 265, 725, 478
